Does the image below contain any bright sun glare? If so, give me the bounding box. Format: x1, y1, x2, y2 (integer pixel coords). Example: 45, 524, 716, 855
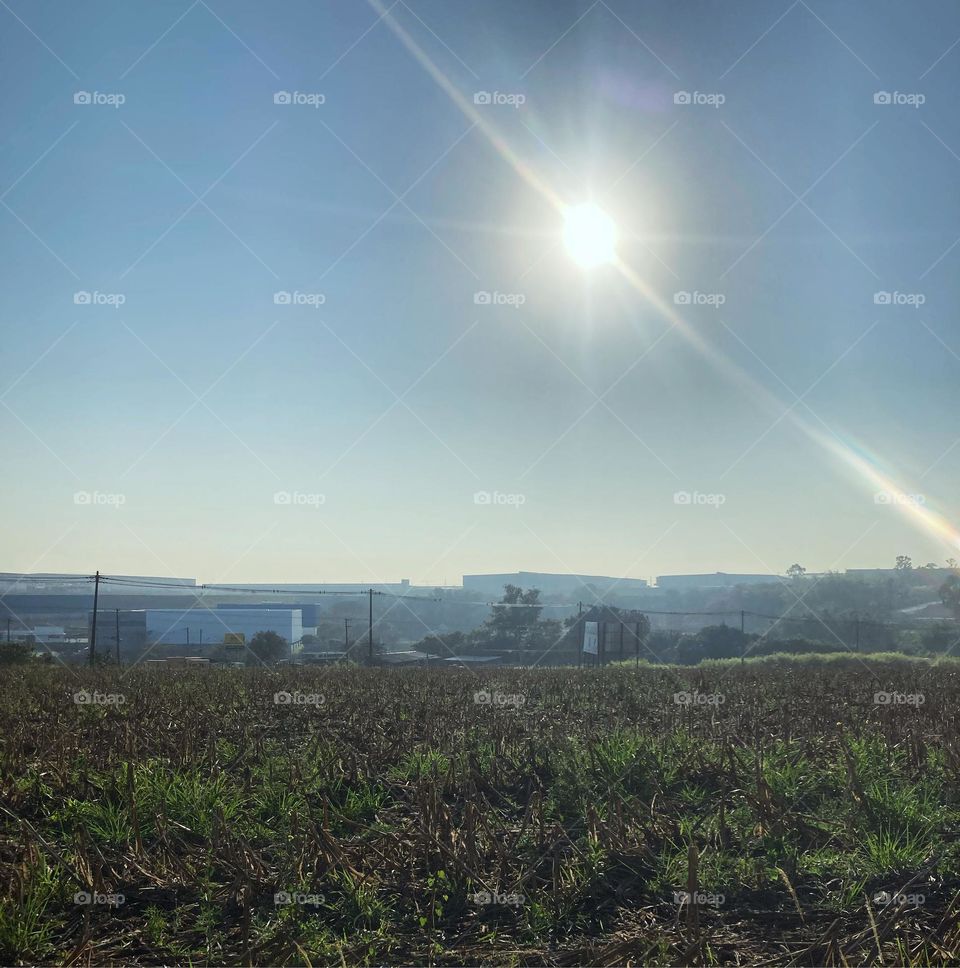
562, 203, 618, 269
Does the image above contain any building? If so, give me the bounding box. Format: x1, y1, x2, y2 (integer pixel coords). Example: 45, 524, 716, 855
655, 573, 780, 590
218, 601, 321, 628
1, 573, 196, 593
215, 580, 412, 595
144, 608, 302, 646
462, 572, 648, 596
89, 608, 303, 652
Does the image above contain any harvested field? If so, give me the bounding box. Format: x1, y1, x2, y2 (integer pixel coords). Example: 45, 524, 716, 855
1, 658, 959, 965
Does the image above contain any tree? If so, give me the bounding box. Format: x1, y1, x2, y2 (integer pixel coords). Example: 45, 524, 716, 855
675, 624, 755, 664
895, 555, 913, 571
921, 621, 958, 652
940, 574, 960, 619
486, 585, 543, 645
248, 630, 289, 664
786, 563, 807, 580
0, 642, 33, 665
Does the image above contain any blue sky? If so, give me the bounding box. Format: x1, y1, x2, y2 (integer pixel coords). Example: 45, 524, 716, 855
1, 0, 958, 583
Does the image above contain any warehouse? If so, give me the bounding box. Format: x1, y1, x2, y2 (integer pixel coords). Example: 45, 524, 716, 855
145, 608, 303, 646
90, 608, 303, 652
217, 601, 321, 628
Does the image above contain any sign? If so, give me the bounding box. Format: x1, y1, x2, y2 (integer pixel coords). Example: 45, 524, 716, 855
583, 621, 599, 655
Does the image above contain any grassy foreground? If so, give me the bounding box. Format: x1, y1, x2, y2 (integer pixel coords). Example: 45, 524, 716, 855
1, 658, 959, 966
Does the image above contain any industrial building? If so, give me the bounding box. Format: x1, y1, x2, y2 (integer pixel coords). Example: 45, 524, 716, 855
462, 572, 648, 596
655, 573, 780, 590
217, 601, 321, 628
89, 607, 303, 653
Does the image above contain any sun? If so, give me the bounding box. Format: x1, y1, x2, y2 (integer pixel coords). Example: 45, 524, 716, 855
562, 203, 618, 269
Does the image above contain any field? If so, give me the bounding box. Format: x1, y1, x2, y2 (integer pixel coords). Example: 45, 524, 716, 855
2, 658, 960, 966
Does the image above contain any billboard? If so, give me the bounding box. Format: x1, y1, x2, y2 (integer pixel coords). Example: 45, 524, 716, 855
583, 621, 599, 655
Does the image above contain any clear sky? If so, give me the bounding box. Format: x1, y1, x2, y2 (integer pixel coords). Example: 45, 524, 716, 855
1, 0, 958, 584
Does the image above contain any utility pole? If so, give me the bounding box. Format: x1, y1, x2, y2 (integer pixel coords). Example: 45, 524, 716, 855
855, 615, 860, 653
6, 617, 9, 643
577, 602, 583, 669
88, 571, 100, 667
115, 608, 120, 666
344, 618, 351, 657
368, 588, 374, 663
619, 621, 625, 662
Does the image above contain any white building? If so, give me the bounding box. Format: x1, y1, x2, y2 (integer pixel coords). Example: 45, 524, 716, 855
143, 608, 303, 646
